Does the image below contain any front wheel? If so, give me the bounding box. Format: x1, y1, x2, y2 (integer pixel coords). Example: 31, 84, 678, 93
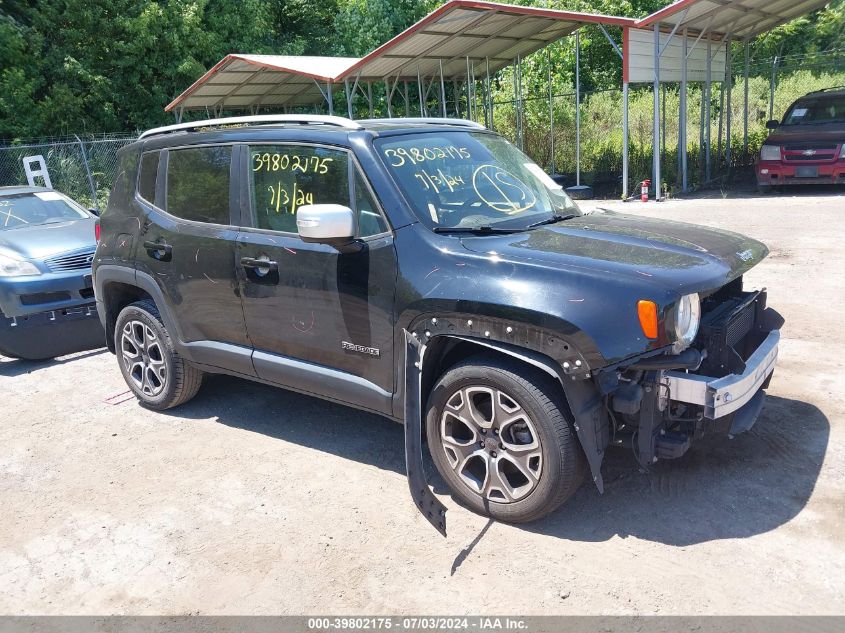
426, 355, 586, 523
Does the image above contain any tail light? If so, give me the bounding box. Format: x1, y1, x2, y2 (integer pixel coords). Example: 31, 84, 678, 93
95, 220, 101, 242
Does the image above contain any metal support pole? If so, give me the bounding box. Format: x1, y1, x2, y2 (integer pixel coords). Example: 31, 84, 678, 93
367, 82, 374, 118
439, 60, 447, 117
404, 82, 410, 117
548, 48, 555, 174
344, 78, 353, 119
725, 39, 732, 174
622, 81, 629, 198
743, 42, 750, 158
653, 23, 661, 199
486, 57, 492, 130
680, 28, 688, 192
706, 38, 712, 182
453, 79, 460, 118
385, 80, 393, 117
517, 53, 523, 150
717, 79, 724, 165
661, 83, 666, 175
465, 57, 473, 121
75, 135, 99, 211
418, 66, 425, 116
699, 92, 705, 180
769, 54, 779, 121
327, 82, 334, 116
576, 31, 581, 187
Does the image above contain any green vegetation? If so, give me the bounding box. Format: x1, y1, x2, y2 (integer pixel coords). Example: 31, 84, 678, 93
1, 0, 843, 190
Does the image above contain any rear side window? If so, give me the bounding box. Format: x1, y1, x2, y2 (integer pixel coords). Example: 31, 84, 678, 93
249, 144, 349, 233
137, 151, 159, 204
166, 146, 232, 224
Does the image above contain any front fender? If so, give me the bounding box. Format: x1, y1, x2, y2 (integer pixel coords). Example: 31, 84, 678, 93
409, 324, 609, 495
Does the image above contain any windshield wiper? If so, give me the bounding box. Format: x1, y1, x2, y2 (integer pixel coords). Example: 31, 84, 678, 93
527, 213, 578, 228
432, 225, 525, 235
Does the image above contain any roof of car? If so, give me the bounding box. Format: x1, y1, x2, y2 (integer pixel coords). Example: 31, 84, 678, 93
137, 115, 488, 146
803, 87, 845, 98
0, 185, 53, 196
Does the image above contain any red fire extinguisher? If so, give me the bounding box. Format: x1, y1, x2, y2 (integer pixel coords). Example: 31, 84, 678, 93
641, 179, 650, 202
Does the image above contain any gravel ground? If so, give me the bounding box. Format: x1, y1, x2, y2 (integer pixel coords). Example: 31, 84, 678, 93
1, 186, 843, 615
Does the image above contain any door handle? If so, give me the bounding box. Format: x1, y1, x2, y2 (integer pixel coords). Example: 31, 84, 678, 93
240, 256, 278, 271
143, 240, 172, 261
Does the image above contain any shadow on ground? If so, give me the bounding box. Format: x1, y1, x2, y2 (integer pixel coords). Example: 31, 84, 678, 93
165, 375, 828, 546
0, 348, 106, 377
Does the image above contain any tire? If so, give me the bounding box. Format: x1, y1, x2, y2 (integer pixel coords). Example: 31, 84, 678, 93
114, 299, 203, 410
426, 354, 586, 523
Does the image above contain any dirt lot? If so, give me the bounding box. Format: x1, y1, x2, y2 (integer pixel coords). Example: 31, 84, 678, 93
1, 187, 844, 615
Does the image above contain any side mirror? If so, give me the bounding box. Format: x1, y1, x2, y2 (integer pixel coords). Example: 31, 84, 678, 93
296, 204, 355, 245
88, 207, 100, 217
765, 120, 780, 130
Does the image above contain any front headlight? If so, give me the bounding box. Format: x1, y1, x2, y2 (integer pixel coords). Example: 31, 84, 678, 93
0, 253, 41, 277
673, 293, 701, 348
760, 144, 781, 161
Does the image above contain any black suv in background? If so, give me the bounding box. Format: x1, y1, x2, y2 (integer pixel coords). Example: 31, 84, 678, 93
94, 115, 782, 531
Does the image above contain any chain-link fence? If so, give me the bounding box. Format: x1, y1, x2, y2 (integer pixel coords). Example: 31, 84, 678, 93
0, 135, 136, 210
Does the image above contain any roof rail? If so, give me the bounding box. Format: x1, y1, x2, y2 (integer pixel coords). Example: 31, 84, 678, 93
357, 117, 486, 129
139, 114, 362, 139
809, 86, 845, 94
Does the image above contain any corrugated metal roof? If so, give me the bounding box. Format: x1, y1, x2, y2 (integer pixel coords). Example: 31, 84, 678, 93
166, 0, 635, 112
636, 0, 831, 41
165, 54, 360, 112
166, 0, 833, 113
345, 1, 636, 81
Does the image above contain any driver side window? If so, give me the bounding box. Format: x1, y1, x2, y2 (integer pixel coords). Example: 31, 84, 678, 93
248, 144, 389, 237
248, 145, 348, 234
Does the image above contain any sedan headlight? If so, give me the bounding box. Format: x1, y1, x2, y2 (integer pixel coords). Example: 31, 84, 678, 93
760, 144, 781, 161
673, 293, 701, 348
0, 253, 41, 277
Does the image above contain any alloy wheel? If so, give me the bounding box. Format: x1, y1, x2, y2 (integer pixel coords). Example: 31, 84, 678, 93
120, 320, 167, 397
440, 386, 543, 502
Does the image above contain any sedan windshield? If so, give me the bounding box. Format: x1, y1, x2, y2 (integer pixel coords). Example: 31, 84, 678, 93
0, 192, 89, 231
375, 131, 580, 231
783, 95, 845, 125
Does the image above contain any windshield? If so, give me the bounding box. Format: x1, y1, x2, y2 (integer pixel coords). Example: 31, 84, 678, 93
375, 131, 580, 231
0, 192, 89, 231
782, 95, 845, 125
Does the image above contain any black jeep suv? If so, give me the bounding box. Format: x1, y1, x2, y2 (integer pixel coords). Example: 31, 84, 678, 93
94, 115, 782, 529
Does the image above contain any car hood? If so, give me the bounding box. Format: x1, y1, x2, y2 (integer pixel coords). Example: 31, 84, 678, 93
459, 210, 768, 293
766, 124, 845, 145
0, 218, 96, 261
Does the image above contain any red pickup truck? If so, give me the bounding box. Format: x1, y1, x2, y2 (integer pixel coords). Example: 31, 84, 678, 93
756, 87, 845, 192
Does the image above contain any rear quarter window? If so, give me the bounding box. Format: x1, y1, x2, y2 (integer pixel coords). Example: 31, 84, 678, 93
137, 151, 160, 204
166, 146, 232, 224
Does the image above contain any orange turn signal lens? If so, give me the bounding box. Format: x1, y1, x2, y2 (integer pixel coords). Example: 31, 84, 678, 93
637, 300, 658, 339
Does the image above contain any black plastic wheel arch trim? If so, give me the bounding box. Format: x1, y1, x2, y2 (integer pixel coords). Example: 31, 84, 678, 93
404, 329, 447, 536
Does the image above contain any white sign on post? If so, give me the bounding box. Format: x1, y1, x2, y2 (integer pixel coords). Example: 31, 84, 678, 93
626, 28, 727, 84
23, 155, 52, 189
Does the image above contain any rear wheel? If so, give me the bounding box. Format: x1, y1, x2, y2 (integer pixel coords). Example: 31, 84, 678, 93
114, 300, 203, 410
426, 355, 586, 523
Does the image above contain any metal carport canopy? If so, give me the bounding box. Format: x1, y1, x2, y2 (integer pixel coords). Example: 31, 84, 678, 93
635, 0, 832, 41
165, 55, 360, 114
627, 0, 833, 200
165, 0, 636, 113
343, 0, 634, 81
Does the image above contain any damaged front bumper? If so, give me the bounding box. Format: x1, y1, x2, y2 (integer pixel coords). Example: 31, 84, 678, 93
667, 328, 779, 422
